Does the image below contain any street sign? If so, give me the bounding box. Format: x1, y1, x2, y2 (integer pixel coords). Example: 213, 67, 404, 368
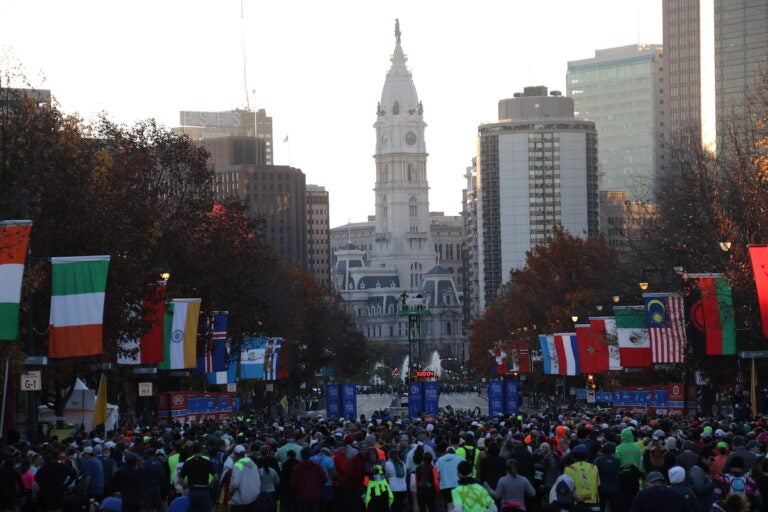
21, 371, 41, 391
138, 382, 153, 396
23, 356, 48, 366
227, 383, 236, 392
739, 351, 768, 359
587, 390, 596, 404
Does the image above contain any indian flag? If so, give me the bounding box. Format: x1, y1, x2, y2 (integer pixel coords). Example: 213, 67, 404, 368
159, 298, 201, 370
0, 220, 32, 341
49, 255, 110, 358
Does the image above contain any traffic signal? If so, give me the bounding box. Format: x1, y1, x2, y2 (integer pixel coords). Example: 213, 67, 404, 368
587, 374, 596, 390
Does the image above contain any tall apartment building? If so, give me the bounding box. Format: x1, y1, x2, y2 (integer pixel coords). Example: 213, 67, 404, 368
306, 184, 331, 288
471, 86, 598, 313
329, 22, 466, 364
178, 110, 307, 269
663, 0, 768, 151
567, 45, 665, 201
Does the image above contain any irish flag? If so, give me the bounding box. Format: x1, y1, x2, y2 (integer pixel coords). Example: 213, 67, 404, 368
49, 255, 110, 358
158, 298, 201, 370
0, 220, 32, 341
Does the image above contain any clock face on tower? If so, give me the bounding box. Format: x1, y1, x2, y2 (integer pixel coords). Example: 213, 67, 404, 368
405, 131, 417, 145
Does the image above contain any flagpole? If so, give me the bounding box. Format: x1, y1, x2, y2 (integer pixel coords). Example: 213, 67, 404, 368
0, 356, 9, 442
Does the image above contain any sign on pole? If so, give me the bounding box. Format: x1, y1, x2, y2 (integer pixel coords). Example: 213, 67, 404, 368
226, 383, 236, 392
138, 382, 153, 396
21, 371, 41, 391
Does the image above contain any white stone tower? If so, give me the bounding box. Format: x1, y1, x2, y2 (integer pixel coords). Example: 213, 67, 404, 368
372, 19, 435, 289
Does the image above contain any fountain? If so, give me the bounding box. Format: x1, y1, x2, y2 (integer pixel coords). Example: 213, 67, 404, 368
400, 356, 409, 383
424, 350, 442, 377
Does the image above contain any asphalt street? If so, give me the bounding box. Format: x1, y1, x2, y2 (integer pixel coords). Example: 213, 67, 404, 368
355, 391, 488, 419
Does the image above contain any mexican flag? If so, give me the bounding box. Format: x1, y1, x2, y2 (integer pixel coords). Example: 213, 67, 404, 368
49, 255, 110, 358
0, 220, 32, 341
614, 306, 651, 367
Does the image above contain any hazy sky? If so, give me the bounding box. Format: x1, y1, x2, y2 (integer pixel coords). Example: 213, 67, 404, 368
0, 0, 662, 228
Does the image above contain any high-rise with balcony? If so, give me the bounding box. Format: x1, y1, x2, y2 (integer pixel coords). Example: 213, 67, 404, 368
473, 86, 598, 312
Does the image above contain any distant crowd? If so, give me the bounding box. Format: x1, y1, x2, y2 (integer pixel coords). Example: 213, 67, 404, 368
1, 400, 768, 512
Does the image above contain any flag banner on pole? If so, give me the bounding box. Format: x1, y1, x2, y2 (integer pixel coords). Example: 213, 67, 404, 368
589, 317, 622, 370
92, 374, 107, 427
117, 282, 166, 365
517, 347, 530, 373
643, 292, 686, 363
686, 274, 736, 355
576, 323, 606, 374
554, 333, 579, 376
0, 220, 32, 341
206, 339, 238, 384
240, 336, 282, 380
538, 334, 559, 375
749, 245, 768, 338
489, 342, 507, 375
277, 341, 291, 379
614, 306, 651, 367
49, 255, 110, 358
158, 298, 201, 369
196, 312, 228, 373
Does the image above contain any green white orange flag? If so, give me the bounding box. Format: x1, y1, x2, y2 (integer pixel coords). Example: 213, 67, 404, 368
0, 220, 32, 341
48, 255, 110, 358
158, 298, 201, 370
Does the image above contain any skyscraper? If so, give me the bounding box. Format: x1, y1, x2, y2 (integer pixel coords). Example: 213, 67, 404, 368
471, 86, 598, 313
663, 0, 768, 152
567, 45, 664, 201
178, 109, 307, 269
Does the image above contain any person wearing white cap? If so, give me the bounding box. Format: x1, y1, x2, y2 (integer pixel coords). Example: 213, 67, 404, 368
667, 466, 698, 511
228, 445, 260, 512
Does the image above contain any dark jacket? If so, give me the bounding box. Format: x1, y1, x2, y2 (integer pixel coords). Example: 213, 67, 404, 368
290, 460, 328, 503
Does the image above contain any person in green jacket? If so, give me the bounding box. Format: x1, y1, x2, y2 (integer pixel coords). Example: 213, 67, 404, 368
615, 427, 642, 512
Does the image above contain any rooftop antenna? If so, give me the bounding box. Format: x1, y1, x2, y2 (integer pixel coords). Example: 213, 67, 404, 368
240, 0, 251, 111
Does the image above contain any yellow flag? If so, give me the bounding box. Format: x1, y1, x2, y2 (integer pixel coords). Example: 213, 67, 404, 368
280, 395, 288, 413
93, 374, 107, 426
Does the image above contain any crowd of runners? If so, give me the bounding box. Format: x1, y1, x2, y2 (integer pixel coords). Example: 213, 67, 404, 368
1, 398, 767, 512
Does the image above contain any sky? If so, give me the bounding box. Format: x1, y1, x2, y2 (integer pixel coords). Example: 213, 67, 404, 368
0, 0, 662, 228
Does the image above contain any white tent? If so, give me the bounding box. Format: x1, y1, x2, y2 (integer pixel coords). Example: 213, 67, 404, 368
37, 378, 118, 432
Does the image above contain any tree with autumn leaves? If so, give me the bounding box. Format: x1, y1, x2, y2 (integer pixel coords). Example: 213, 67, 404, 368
468, 226, 621, 375
469, 74, 768, 387
0, 85, 368, 421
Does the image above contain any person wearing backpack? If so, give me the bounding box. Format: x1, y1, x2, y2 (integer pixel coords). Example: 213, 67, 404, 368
715, 456, 762, 511
458, 435, 480, 479
385, 449, 408, 512
667, 465, 700, 512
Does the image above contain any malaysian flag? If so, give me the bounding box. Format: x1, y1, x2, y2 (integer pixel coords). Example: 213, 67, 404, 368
643, 293, 686, 363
